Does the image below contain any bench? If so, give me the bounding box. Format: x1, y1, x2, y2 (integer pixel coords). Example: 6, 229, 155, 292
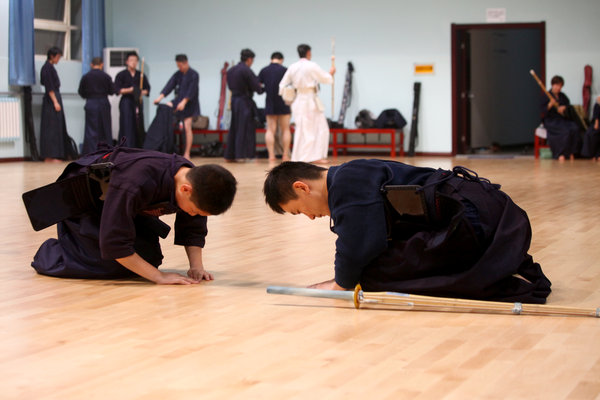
174, 128, 227, 154
175, 127, 403, 157
330, 128, 403, 157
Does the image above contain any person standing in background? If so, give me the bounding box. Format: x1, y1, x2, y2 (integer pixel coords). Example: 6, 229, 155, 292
279, 44, 335, 164
40, 47, 67, 163
114, 52, 150, 148
259, 52, 291, 162
78, 57, 115, 154
224, 49, 264, 162
154, 54, 200, 160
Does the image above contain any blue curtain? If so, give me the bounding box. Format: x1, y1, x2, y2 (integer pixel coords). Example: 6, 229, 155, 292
8, 0, 36, 86
82, 0, 106, 74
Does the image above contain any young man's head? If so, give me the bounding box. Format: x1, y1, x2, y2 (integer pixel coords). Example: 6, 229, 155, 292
263, 161, 329, 219
240, 48, 255, 66
125, 52, 139, 70
271, 51, 284, 64
90, 56, 103, 70
177, 164, 237, 216
175, 54, 189, 73
47, 47, 63, 64
550, 75, 564, 94
297, 44, 311, 59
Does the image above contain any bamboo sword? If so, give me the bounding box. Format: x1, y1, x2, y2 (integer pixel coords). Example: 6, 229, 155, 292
331, 37, 335, 118
267, 285, 600, 318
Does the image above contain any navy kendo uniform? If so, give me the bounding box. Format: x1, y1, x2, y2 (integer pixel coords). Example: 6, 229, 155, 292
541, 92, 580, 159
327, 159, 551, 303
159, 68, 200, 120
40, 60, 68, 159
224, 62, 264, 160
258, 63, 290, 116
30, 145, 207, 279
114, 69, 150, 148
144, 68, 200, 153
581, 102, 600, 159
78, 68, 116, 154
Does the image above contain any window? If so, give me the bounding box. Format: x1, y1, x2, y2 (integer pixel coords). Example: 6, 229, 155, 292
34, 0, 82, 60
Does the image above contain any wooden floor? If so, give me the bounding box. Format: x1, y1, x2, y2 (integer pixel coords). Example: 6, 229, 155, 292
1, 155, 599, 399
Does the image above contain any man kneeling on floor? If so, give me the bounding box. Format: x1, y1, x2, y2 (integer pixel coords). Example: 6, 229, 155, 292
25, 144, 237, 284
263, 159, 551, 303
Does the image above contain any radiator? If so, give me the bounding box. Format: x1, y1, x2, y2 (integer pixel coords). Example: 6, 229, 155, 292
0, 97, 21, 142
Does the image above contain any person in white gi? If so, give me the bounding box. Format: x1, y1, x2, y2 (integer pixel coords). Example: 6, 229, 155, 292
279, 44, 336, 163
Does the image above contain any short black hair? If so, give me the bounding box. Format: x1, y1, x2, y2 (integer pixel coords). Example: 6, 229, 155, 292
91, 57, 103, 66
271, 51, 284, 60
175, 54, 188, 62
551, 75, 564, 86
125, 51, 139, 61
187, 164, 237, 215
297, 44, 311, 58
240, 48, 255, 62
263, 161, 327, 214
47, 47, 63, 59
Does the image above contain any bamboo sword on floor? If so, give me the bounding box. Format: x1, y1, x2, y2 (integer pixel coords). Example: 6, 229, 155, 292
267, 285, 600, 318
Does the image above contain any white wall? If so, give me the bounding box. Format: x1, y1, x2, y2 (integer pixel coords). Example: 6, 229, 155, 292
104, 0, 600, 154
2, 0, 599, 158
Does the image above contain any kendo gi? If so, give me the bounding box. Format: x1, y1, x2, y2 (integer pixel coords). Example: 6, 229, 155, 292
327, 159, 551, 303
224, 62, 264, 160
279, 58, 332, 162
30, 145, 207, 279
541, 92, 580, 159
40, 61, 68, 159
114, 69, 150, 148
258, 63, 291, 116
581, 102, 600, 159
78, 68, 115, 154
159, 67, 200, 120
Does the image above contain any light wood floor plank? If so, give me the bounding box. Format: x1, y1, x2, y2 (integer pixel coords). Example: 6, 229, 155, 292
1, 156, 599, 399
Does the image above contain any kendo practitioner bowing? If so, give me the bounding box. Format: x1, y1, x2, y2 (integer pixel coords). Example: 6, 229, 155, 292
25, 144, 237, 284
154, 54, 200, 160
263, 160, 552, 303
224, 49, 264, 162
78, 57, 116, 154
541, 75, 582, 161
114, 52, 150, 148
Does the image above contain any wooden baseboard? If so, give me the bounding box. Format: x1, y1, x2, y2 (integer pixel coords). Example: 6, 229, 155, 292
0, 157, 31, 163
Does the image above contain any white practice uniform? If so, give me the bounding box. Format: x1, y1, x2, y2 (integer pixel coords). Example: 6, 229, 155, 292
279, 58, 333, 162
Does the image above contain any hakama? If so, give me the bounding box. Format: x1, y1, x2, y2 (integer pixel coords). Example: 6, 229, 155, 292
39, 61, 68, 159
279, 58, 332, 162
144, 104, 176, 153
115, 69, 150, 148
224, 62, 263, 160
581, 103, 600, 158
78, 68, 115, 154
541, 92, 580, 158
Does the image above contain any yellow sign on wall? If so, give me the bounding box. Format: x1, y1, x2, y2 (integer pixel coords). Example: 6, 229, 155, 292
414, 64, 434, 75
